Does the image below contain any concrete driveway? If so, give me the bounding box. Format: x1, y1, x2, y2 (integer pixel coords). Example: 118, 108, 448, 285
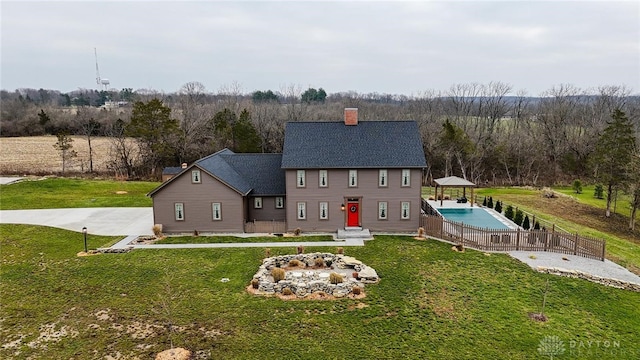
0, 177, 24, 185
0, 207, 153, 236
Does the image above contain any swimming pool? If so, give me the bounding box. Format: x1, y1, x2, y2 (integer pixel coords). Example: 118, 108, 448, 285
437, 208, 510, 229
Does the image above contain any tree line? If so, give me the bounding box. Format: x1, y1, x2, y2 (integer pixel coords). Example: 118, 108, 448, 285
2, 81, 638, 183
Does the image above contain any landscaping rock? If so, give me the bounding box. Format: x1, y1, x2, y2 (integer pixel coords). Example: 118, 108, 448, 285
250, 253, 379, 298
155, 347, 192, 360
357, 266, 380, 284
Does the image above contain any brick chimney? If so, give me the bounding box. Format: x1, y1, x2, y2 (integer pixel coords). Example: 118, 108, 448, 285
344, 108, 358, 126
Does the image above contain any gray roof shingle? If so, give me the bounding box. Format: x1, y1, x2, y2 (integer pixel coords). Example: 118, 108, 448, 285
281, 121, 426, 168
220, 154, 285, 195
162, 166, 183, 175
193, 150, 284, 196
195, 149, 252, 195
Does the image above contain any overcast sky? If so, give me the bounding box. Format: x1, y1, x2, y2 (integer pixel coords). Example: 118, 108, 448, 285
1, 0, 638, 96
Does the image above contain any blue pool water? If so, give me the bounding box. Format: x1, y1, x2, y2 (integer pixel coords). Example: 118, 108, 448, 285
438, 208, 510, 229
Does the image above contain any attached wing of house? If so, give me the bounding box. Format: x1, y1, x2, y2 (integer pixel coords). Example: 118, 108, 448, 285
148, 149, 285, 233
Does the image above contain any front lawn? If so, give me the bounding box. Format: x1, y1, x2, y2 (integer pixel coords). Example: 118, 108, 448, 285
1, 224, 639, 359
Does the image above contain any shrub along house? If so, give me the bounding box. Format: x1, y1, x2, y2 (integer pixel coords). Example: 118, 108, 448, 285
148, 108, 427, 235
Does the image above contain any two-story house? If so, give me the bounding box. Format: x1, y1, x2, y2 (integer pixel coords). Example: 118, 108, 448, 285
148, 108, 427, 234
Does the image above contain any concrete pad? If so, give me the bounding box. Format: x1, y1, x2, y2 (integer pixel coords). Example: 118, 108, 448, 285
0, 177, 24, 185
509, 251, 640, 286
0, 207, 153, 236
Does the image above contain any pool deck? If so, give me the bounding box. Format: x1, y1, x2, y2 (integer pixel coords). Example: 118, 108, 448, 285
425, 199, 518, 230
426, 199, 476, 209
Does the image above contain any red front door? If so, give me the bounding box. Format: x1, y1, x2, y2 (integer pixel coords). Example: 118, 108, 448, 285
347, 202, 359, 227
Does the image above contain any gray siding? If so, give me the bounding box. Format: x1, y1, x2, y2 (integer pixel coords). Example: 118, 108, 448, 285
285, 168, 422, 232
152, 170, 245, 233
248, 196, 286, 221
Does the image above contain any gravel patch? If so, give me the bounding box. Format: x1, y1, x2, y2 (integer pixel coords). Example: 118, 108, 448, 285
509, 251, 640, 286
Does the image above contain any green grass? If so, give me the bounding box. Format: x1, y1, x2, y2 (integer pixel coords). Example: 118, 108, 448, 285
0, 178, 159, 209
555, 185, 636, 219
474, 187, 640, 274
2, 224, 639, 359
156, 235, 335, 244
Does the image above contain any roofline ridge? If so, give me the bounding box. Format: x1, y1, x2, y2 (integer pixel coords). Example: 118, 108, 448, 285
195, 148, 234, 163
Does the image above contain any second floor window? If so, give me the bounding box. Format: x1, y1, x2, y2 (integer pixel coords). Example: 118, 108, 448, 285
254, 197, 262, 209
319, 170, 328, 187
297, 170, 306, 187
348, 170, 358, 187
191, 170, 201, 183
401, 169, 411, 187
275, 197, 284, 209
379, 169, 387, 187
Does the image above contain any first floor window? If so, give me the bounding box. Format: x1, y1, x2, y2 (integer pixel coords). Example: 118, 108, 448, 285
348, 169, 358, 187
401, 201, 411, 219
191, 170, 201, 183
174, 203, 184, 221
254, 197, 262, 209
319, 202, 329, 220
297, 170, 306, 187
297, 202, 306, 220
401, 169, 411, 187
212, 202, 222, 220
378, 201, 388, 220
275, 196, 284, 209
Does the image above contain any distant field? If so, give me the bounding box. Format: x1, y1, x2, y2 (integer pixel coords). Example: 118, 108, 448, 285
0, 136, 115, 174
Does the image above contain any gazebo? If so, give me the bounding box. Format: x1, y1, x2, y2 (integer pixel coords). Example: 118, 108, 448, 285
433, 176, 476, 206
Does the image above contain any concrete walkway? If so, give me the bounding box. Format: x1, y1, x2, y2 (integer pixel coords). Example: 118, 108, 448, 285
113, 238, 365, 250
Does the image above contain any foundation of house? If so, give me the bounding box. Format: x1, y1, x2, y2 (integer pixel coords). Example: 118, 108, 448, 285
336, 227, 372, 241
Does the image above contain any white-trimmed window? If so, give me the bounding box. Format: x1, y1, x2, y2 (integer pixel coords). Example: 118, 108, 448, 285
191, 170, 201, 183
379, 169, 388, 187
212, 202, 222, 221
297, 202, 307, 220
275, 196, 284, 209
378, 201, 388, 220
319, 170, 328, 187
319, 202, 329, 220
254, 197, 262, 209
401, 201, 411, 219
296, 170, 306, 188
348, 170, 358, 187
401, 169, 411, 187
174, 203, 185, 221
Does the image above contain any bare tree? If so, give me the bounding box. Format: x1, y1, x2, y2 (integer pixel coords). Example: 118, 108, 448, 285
106, 119, 139, 179
280, 83, 307, 122
175, 81, 213, 162
53, 132, 77, 175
